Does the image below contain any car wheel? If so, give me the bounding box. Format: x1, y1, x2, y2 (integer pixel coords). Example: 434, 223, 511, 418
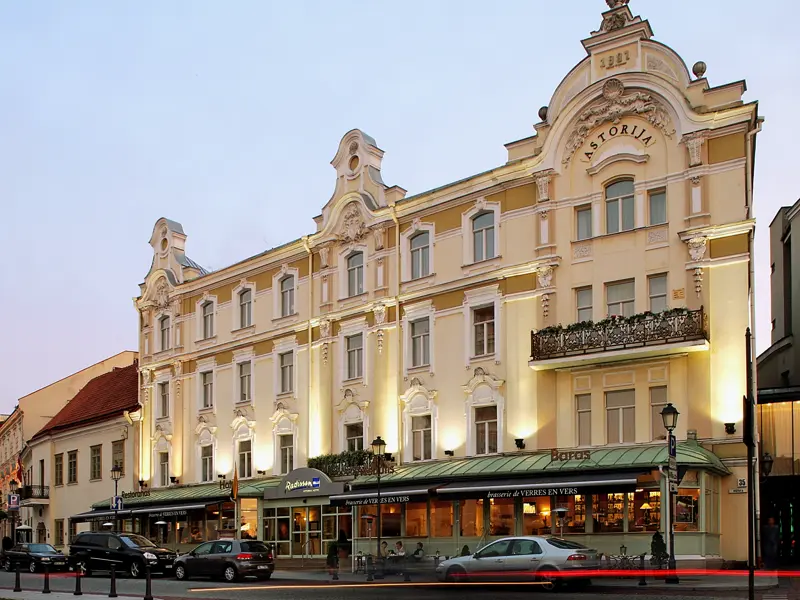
223, 565, 238, 582
129, 560, 145, 579
445, 565, 468, 583
4, 559, 11, 572
29, 562, 37, 573
175, 564, 187, 581
537, 565, 559, 591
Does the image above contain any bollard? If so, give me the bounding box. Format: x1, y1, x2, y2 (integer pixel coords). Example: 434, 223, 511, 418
13, 562, 21, 593
366, 555, 374, 582
74, 566, 83, 596
109, 563, 118, 598
639, 554, 647, 586
43, 562, 51, 594
143, 564, 153, 600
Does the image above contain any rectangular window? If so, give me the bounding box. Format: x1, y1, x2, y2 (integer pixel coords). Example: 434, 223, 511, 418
201, 445, 214, 482
69, 521, 77, 544
606, 280, 635, 317
67, 451, 77, 484
345, 423, 364, 451
201, 371, 214, 409
475, 405, 498, 455
202, 302, 214, 339
280, 276, 295, 317
54, 454, 63, 487
650, 386, 668, 441
411, 415, 432, 461
648, 190, 667, 225
280, 352, 294, 394
431, 500, 454, 537
649, 274, 668, 313
239, 362, 251, 403
238, 439, 252, 478
346, 334, 363, 379
472, 212, 495, 262
577, 394, 592, 447
576, 287, 592, 322
239, 289, 252, 328
576, 206, 592, 240
347, 253, 364, 297
279, 435, 293, 475
112, 440, 125, 476
607, 188, 635, 233
411, 318, 431, 367
473, 306, 495, 357
159, 452, 169, 487
606, 389, 635, 444
54, 520, 65, 546
159, 382, 169, 418
410, 232, 430, 280
160, 317, 171, 351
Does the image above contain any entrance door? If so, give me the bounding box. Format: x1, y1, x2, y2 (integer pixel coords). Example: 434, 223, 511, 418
762, 476, 800, 565
36, 523, 46, 544
292, 507, 308, 557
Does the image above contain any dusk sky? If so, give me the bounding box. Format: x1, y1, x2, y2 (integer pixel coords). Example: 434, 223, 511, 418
1, 1, 796, 412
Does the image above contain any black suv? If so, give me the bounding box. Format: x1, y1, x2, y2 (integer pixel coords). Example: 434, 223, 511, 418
69, 532, 177, 578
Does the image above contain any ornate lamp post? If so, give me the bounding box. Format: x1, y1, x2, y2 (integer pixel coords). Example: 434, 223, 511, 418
660, 403, 679, 584
111, 465, 123, 532
8, 479, 18, 545
761, 452, 774, 480
370, 436, 386, 577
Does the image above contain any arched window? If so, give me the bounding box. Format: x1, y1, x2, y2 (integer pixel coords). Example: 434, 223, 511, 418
159, 316, 171, 351
605, 179, 635, 234
280, 276, 295, 317
239, 289, 252, 327
472, 212, 495, 262
201, 301, 214, 339
410, 232, 430, 279
347, 252, 364, 297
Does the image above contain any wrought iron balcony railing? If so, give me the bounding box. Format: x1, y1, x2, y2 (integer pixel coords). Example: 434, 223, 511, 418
531, 307, 707, 362
20, 485, 50, 500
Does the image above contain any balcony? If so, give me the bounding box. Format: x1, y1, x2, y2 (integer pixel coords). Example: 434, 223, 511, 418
20, 485, 50, 505
529, 307, 708, 370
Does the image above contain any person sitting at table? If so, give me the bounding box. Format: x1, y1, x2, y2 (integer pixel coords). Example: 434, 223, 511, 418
412, 542, 425, 561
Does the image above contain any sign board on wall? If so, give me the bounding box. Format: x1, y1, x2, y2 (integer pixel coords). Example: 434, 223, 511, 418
729, 488, 746, 495
263, 468, 344, 500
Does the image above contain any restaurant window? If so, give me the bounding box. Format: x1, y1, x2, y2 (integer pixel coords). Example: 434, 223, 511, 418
381, 504, 402, 537
262, 506, 291, 556
592, 493, 626, 532
322, 505, 352, 549
345, 422, 364, 452
650, 387, 668, 440
576, 394, 592, 447
606, 179, 635, 234
240, 498, 258, 539
431, 500, 454, 537
549, 495, 586, 534
475, 405, 498, 455
405, 502, 428, 537
489, 498, 514, 536
112, 440, 125, 476
458, 499, 485, 537
357, 506, 377, 538
238, 439, 252, 478
606, 389, 635, 444
676, 482, 700, 532
628, 489, 662, 532
412, 415, 432, 461
522, 496, 552, 536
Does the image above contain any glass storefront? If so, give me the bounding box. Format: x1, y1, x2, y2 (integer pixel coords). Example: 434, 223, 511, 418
262, 504, 351, 557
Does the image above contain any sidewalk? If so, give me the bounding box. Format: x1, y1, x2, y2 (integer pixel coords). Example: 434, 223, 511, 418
0, 594, 159, 600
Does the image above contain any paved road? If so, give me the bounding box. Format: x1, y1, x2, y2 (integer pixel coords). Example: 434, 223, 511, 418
0, 570, 783, 600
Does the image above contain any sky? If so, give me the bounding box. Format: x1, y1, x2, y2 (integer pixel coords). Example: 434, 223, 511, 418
1, 1, 797, 412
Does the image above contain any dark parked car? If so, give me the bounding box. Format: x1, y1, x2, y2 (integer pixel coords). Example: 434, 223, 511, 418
3, 544, 68, 573
69, 532, 177, 578
174, 540, 274, 582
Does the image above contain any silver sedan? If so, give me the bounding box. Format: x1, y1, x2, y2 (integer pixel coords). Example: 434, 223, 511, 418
435, 536, 598, 589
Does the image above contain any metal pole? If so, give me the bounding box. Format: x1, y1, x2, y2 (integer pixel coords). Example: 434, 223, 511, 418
375, 455, 383, 580
143, 564, 153, 600
746, 327, 756, 600
13, 561, 21, 593
109, 563, 117, 598
114, 479, 119, 533
43, 562, 51, 594
665, 431, 679, 584
74, 566, 83, 596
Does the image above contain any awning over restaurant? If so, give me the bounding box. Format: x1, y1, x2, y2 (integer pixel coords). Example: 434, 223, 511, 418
437, 473, 640, 498
330, 486, 436, 507
131, 503, 210, 517
71, 509, 132, 522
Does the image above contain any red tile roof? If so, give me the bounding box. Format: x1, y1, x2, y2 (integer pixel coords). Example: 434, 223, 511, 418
31, 362, 140, 440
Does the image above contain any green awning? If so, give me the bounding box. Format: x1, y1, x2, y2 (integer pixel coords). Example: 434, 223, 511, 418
351, 441, 729, 487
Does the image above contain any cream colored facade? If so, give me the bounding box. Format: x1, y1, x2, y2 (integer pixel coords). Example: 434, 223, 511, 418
134, 1, 759, 561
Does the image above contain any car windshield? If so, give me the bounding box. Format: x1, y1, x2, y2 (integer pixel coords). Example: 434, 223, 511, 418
546, 538, 589, 550
28, 544, 57, 553
240, 541, 270, 553
120, 535, 156, 548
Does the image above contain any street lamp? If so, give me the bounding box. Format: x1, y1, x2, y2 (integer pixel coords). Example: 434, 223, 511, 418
761, 452, 774, 480
660, 403, 679, 584
111, 465, 123, 532
8, 480, 18, 545
370, 436, 386, 579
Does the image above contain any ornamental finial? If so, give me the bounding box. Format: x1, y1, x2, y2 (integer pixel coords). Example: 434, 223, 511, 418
606, 0, 629, 8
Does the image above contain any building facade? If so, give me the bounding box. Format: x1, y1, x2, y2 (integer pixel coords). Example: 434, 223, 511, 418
131, 1, 760, 562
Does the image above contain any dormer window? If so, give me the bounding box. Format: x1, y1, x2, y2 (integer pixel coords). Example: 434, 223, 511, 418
201, 301, 214, 339
347, 252, 364, 297
605, 179, 635, 234
472, 212, 495, 262
159, 316, 171, 351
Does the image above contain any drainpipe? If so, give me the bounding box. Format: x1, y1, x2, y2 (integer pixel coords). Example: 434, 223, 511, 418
302, 237, 314, 460
390, 207, 402, 462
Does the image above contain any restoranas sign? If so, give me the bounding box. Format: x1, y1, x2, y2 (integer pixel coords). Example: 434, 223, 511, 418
580, 121, 656, 163
121, 490, 150, 499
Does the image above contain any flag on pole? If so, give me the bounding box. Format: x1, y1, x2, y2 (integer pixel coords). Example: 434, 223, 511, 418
232, 467, 239, 500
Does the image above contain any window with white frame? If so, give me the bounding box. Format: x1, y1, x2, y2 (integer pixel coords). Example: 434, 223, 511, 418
650, 386, 668, 440
239, 289, 252, 328
345, 422, 364, 451
347, 252, 364, 297
280, 276, 295, 317
576, 394, 592, 447
472, 212, 495, 262
648, 274, 668, 313
606, 180, 635, 234
576, 287, 592, 322
410, 318, 430, 368
648, 189, 667, 226
576, 205, 593, 240
202, 301, 214, 339
238, 439, 252, 478
201, 445, 214, 482
159, 316, 171, 351
410, 232, 430, 280
411, 415, 432, 461
606, 389, 635, 444
346, 334, 363, 379
279, 435, 293, 475
201, 371, 213, 409
238, 362, 252, 403
473, 306, 495, 357
279, 352, 293, 394
159, 451, 169, 487
158, 382, 169, 418
606, 280, 635, 317
475, 405, 498, 455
